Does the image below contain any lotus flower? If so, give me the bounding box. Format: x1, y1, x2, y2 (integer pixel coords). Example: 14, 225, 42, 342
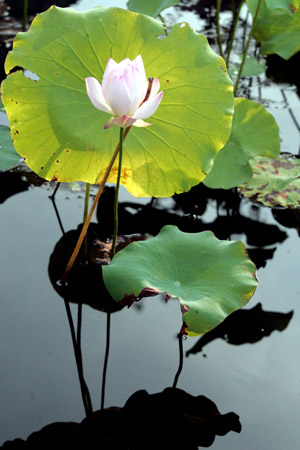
85, 55, 163, 129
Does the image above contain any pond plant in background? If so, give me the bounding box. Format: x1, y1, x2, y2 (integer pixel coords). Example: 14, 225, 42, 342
0, 0, 299, 447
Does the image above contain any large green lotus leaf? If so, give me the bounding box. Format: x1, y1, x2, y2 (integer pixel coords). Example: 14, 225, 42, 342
239, 154, 300, 208
203, 145, 253, 189
247, 0, 299, 17
127, 0, 180, 17
247, 1, 300, 59
1, 6, 233, 198
254, 9, 300, 59
102, 225, 258, 336
204, 97, 280, 189
0, 125, 21, 170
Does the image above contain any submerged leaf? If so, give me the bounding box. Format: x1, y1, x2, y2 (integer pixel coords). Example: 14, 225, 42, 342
238, 153, 300, 208
2, 6, 233, 197
102, 225, 258, 336
204, 97, 280, 189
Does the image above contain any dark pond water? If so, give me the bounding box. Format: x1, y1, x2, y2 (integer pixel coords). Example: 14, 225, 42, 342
1, 1, 300, 449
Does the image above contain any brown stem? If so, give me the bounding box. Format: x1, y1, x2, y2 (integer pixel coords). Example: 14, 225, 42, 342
61, 126, 131, 282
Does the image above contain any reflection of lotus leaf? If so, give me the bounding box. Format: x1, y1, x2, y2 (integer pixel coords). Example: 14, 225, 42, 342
102, 225, 258, 336
186, 303, 293, 356
204, 98, 280, 189
239, 154, 300, 208
0, 388, 241, 448
2, 6, 233, 198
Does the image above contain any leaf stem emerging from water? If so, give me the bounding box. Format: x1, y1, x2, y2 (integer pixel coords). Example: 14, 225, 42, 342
23, 0, 28, 31
234, 0, 262, 95
226, 0, 246, 66
173, 332, 184, 388
216, 0, 225, 60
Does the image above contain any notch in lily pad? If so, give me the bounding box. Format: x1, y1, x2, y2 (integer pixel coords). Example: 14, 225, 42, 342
102, 225, 258, 336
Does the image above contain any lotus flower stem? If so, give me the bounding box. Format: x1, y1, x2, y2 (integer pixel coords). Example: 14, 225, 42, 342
234, 0, 262, 95
61, 127, 131, 282
100, 129, 124, 411
173, 332, 184, 388
111, 128, 124, 257
226, 0, 246, 66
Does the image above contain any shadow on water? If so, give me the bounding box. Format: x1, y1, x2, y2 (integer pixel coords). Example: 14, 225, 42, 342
0, 387, 241, 449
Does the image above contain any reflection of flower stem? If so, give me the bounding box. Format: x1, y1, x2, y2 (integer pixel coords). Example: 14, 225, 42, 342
234, 0, 262, 95
173, 332, 184, 388
216, 0, 225, 60
61, 126, 131, 282
111, 128, 124, 257
64, 299, 93, 416
226, 0, 246, 66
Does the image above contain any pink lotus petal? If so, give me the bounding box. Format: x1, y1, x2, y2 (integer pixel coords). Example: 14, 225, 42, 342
85, 77, 113, 114
150, 77, 160, 98
133, 55, 147, 83
107, 75, 134, 116
133, 91, 164, 120
104, 115, 137, 129
132, 119, 152, 127
102, 58, 118, 99
103, 117, 115, 129
117, 57, 131, 74
124, 66, 145, 116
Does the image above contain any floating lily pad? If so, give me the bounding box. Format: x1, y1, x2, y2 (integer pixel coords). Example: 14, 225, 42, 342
203, 97, 280, 189
0, 125, 21, 170
238, 153, 300, 208
127, 0, 180, 17
2, 6, 233, 198
102, 225, 258, 336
